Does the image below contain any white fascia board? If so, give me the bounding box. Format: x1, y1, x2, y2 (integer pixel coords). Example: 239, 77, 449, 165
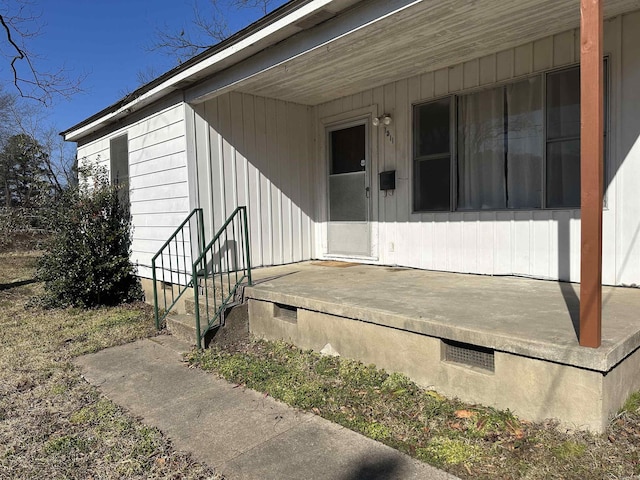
63, 0, 335, 142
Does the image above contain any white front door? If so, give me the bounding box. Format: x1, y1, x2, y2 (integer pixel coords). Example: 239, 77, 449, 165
327, 121, 371, 257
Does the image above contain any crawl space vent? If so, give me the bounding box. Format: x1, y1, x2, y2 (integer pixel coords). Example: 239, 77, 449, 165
442, 339, 495, 372
274, 303, 298, 323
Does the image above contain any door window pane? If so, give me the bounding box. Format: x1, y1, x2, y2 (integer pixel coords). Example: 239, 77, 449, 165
329, 123, 367, 222
330, 125, 365, 174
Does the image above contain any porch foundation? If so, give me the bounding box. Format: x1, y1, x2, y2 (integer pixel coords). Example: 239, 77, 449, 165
245, 262, 640, 432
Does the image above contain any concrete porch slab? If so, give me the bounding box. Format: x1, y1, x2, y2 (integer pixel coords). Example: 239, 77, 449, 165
244, 262, 640, 431
245, 262, 640, 373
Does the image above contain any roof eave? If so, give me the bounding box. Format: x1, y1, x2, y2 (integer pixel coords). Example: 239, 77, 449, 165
61, 0, 331, 142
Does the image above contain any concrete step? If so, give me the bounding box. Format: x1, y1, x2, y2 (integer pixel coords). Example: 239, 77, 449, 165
184, 295, 217, 315
166, 302, 249, 348
165, 313, 202, 346
195, 272, 247, 291
184, 295, 234, 316
184, 278, 248, 315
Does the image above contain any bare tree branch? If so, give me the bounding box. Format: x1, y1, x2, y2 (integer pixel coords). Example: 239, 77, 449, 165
231, 0, 275, 15
148, 0, 279, 64
0, 1, 84, 105
135, 65, 163, 87
149, 1, 229, 63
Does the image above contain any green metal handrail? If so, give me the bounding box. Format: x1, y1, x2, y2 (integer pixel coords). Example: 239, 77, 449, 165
191, 206, 252, 348
152, 208, 205, 329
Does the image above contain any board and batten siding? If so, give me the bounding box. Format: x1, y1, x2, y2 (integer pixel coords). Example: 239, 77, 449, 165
314, 13, 640, 285
191, 92, 315, 269
76, 96, 190, 279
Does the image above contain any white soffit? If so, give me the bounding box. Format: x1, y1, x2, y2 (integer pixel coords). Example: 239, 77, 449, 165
226, 0, 640, 106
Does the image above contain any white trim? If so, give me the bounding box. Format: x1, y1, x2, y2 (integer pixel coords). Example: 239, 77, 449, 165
322, 253, 380, 262
320, 105, 380, 260
184, 103, 199, 213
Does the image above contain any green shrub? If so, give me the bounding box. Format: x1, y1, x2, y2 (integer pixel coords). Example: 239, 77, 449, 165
35, 164, 142, 308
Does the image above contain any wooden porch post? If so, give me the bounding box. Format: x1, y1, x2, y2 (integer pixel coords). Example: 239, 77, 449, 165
579, 0, 604, 348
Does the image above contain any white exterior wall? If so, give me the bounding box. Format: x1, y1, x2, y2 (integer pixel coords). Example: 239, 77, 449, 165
73, 10, 640, 286
617, 11, 640, 286
192, 92, 315, 268
314, 12, 640, 286
76, 94, 189, 279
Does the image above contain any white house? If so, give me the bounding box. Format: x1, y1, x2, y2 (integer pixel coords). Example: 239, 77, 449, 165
63, 0, 640, 287
62, 0, 640, 429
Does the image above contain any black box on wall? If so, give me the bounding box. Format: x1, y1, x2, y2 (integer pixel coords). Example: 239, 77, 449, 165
379, 170, 396, 191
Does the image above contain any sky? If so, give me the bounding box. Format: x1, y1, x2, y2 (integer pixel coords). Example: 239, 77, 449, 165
1, 0, 287, 137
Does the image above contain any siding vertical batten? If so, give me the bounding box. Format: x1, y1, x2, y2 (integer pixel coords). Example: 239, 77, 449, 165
612, 15, 622, 284
193, 92, 314, 269
204, 106, 215, 240
184, 103, 199, 214
184, 102, 202, 264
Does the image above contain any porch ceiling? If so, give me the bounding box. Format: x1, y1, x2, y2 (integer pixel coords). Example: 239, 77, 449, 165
233, 0, 639, 106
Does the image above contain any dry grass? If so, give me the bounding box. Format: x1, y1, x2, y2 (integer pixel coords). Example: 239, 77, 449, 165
0, 252, 221, 479
0, 250, 40, 284
189, 339, 640, 479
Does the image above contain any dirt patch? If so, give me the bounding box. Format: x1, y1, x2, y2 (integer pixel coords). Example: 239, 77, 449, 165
206, 303, 250, 353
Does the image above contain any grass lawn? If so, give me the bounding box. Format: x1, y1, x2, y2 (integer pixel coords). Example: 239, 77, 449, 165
188, 330, 640, 479
0, 251, 220, 479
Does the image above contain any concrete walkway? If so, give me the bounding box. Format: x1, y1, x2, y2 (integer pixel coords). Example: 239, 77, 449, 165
74, 335, 459, 480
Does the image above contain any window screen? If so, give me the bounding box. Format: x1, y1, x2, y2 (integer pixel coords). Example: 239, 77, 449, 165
413, 98, 451, 211
546, 67, 580, 208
